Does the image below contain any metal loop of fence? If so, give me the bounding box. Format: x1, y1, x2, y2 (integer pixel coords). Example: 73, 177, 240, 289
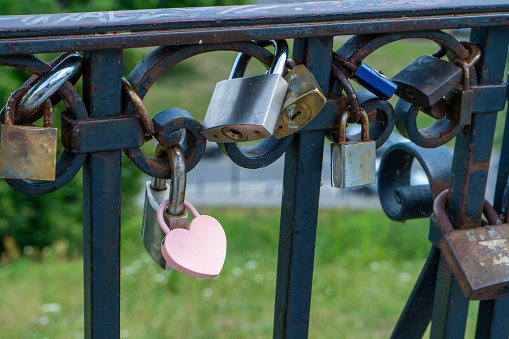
121, 77, 154, 137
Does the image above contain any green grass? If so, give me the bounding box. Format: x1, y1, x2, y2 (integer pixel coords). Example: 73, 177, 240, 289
0, 207, 481, 338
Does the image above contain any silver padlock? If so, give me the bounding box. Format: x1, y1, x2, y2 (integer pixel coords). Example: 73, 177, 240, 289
201, 40, 289, 143
331, 107, 376, 188
142, 143, 187, 270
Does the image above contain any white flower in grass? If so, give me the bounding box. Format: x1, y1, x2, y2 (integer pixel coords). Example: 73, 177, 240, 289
42, 303, 61, 313
245, 260, 258, 271
202, 288, 213, 298
325, 287, 335, 296
254, 274, 264, 283
370, 262, 381, 271
398, 272, 413, 283
153, 273, 169, 284
232, 267, 243, 276
38, 316, 50, 325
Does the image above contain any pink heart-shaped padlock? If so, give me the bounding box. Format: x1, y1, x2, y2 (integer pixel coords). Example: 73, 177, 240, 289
157, 199, 226, 279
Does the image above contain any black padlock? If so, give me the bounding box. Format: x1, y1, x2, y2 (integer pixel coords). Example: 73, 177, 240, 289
391, 55, 463, 108
392, 42, 481, 108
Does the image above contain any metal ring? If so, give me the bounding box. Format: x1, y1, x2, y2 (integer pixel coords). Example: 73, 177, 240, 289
395, 98, 464, 148
122, 77, 154, 136
125, 108, 206, 177
0, 54, 88, 195
124, 41, 291, 173
378, 142, 453, 221
18, 53, 82, 117
218, 135, 294, 169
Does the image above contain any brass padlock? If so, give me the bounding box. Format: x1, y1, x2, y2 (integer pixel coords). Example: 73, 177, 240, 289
434, 189, 509, 300
201, 40, 289, 143
273, 64, 326, 139
331, 107, 376, 188
0, 88, 57, 180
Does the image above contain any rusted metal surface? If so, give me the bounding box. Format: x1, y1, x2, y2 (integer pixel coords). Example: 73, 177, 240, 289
394, 98, 464, 148
449, 27, 508, 229
125, 108, 205, 178
121, 78, 153, 136
435, 189, 509, 300
61, 111, 145, 154
0, 1, 507, 56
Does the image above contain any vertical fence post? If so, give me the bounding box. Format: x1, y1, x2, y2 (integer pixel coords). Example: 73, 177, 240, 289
273, 37, 332, 339
82, 49, 123, 339
475, 26, 509, 337
431, 25, 509, 338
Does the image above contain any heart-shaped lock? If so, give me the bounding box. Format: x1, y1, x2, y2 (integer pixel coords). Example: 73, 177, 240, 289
157, 199, 227, 279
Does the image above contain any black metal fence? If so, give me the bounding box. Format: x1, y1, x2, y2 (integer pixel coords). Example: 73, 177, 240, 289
0, 1, 508, 338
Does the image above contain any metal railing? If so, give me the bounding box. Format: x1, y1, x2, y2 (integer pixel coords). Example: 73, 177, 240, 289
0, 1, 508, 338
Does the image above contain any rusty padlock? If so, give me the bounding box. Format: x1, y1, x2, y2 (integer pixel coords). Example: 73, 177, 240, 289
331, 107, 376, 188
274, 64, 326, 139
434, 189, 509, 300
0, 88, 57, 180
445, 59, 474, 125
444, 42, 481, 125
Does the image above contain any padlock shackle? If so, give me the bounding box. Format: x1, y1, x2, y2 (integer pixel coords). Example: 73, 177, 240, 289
230, 53, 251, 79
18, 53, 82, 116
150, 143, 186, 215
338, 107, 370, 144
454, 59, 470, 91
434, 188, 502, 235
4, 87, 53, 127
460, 41, 481, 69
157, 199, 200, 235
150, 143, 169, 191
330, 64, 363, 119
167, 144, 187, 216
229, 39, 289, 79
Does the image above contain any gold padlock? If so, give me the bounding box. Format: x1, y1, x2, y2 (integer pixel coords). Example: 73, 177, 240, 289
274, 64, 326, 139
0, 88, 57, 180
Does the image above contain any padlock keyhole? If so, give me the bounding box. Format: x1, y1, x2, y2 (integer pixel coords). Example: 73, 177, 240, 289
497, 284, 509, 296
290, 110, 302, 121
221, 127, 248, 142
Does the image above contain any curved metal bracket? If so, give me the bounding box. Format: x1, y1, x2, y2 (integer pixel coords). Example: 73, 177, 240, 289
378, 142, 453, 221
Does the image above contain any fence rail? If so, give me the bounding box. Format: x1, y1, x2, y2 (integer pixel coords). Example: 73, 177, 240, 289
0, 1, 508, 338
